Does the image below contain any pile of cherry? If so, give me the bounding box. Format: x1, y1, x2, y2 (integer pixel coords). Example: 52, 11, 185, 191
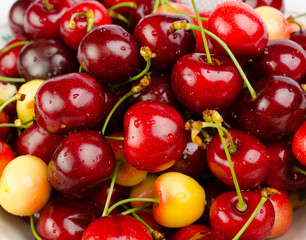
0, 0, 305, 239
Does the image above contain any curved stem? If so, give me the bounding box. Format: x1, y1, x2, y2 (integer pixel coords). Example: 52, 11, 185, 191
86, 10, 95, 32
152, 0, 160, 14
0, 41, 29, 56
0, 76, 26, 83
105, 136, 124, 141
109, 11, 132, 27
121, 204, 150, 215
30, 215, 42, 240
108, 2, 137, 12
217, 128, 246, 211
160, 0, 166, 13
102, 163, 120, 217
293, 165, 306, 175
287, 16, 303, 31
191, 0, 211, 63
0, 94, 24, 113
42, 0, 54, 11
107, 198, 159, 215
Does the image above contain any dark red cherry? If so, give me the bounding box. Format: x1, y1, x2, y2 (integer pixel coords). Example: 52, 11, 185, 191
129, 0, 155, 27
48, 130, 116, 198
207, 129, 271, 189
290, 28, 306, 50
24, 0, 78, 39
16, 122, 64, 164
34, 73, 105, 134
36, 197, 100, 240
171, 224, 219, 240
265, 140, 306, 190
60, 1, 112, 51
8, 0, 34, 37
102, 0, 138, 17
0, 111, 10, 141
210, 191, 275, 240
237, 75, 306, 140
81, 215, 153, 239
123, 100, 186, 172
207, 0, 268, 58
17, 39, 78, 81
133, 13, 196, 70
77, 24, 140, 84
171, 53, 243, 114
242, 0, 285, 13
248, 39, 306, 82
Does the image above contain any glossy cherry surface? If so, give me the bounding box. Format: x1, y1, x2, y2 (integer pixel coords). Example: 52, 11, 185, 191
171, 53, 243, 114
123, 100, 186, 172
17, 39, 78, 81
210, 191, 275, 240
0, 111, 10, 141
237, 75, 306, 140
292, 121, 306, 166
81, 215, 153, 240
242, 0, 284, 13
290, 28, 306, 50
77, 24, 140, 84
248, 39, 306, 82
171, 224, 215, 240
133, 13, 196, 70
60, 1, 112, 51
36, 197, 100, 240
48, 130, 116, 198
129, 0, 155, 27
34, 73, 105, 134
207, 129, 271, 189
207, 0, 268, 58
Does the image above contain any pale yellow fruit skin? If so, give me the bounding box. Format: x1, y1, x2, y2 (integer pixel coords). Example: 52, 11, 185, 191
0, 155, 52, 216
16, 79, 44, 126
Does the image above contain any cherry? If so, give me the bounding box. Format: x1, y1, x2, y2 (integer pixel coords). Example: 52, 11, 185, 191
24, 0, 79, 39
292, 121, 306, 166
34, 73, 105, 134
129, 0, 155, 27
16, 122, 64, 164
247, 39, 306, 82
123, 100, 186, 172
171, 53, 243, 114
0, 141, 15, 178
77, 24, 140, 84
290, 28, 306, 50
102, 0, 138, 17
237, 75, 306, 140
81, 215, 153, 240
0, 81, 19, 117
242, 0, 285, 13
60, 1, 112, 51
171, 224, 214, 240
207, 0, 268, 58
17, 39, 78, 81
207, 129, 271, 190
133, 13, 196, 70
48, 130, 116, 198
265, 140, 306, 190
36, 197, 100, 240
0, 111, 11, 141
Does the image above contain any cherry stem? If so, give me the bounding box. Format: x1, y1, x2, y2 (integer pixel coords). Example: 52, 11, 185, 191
0, 41, 29, 56
42, 0, 54, 11
102, 76, 150, 135
78, 65, 83, 73
108, 2, 137, 12
109, 11, 132, 28
102, 163, 120, 217
161, 0, 166, 13
287, 16, 303, 31
293, 12, 306, 19
164, 0, 208, 21
293, 165, 306, 175
152, 0, 160, 14
69, 10, 95, 32
0, 76, 26, 83
120, 204, 150, 215
30, 215, 42, 240
190, 0, 211, 63
107, 198, 159, 215
105, 136, 124, 141
233, 187, 280, 240
0, 93, 25, 113
0, 122, 29, 129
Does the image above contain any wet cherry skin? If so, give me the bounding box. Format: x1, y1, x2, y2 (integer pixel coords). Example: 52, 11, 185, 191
290, 28, 306, 50
123, 100, 186, 172
242, 0, 284, 13
34, 73, 105, 134
292, 121, 306, 166
48, 130, 116, 198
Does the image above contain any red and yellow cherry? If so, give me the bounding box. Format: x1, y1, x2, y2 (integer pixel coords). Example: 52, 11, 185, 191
153, 172, 206, 228
0, 141, 15, 178
255, 6, 291, 40
0, 154, 52, 216
292, 121, 306, 166
34, 73, 105, 134
48, 130, 116, 198
171, 224, 214, 240
81, 215, 153, 240
123, 100, 186, 172
207, 0, 268, 58
155, 2, 195, 17
242, 0, 285, 13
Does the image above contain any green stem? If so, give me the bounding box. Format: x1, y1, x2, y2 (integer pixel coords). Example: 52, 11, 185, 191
78, 65, 83, 73
30, 215, 42, 240
107, 198, 159, 215
121, 204, 150, 215
42, 0, 54, 11
217, 128, 246, 211
0, 41, 29, 56
102, 163, 120, 217
201, 129, 210, 139
86, 10, 95, 32
190, 0, 211, 63
294, 12, 306, 19
0, 123, 28, 129
109, 11, 132, 28
293, 165, 306, 175
0, 95, 18, 113
105, 136, 125, 141
152, 0, 160, 14
161, 0, 166, 13
287, 16, 303, 31
108, 2, 137, 12
0, 76, 26, 83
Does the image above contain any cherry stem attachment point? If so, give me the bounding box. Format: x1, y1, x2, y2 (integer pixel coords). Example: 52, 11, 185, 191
102, 163, 120, 217
0, 41, 29, 56
42, 0, 54, 11
30, 214, 42, 240
293, 165, 306, 175
233, 187, 280, 240
108, 2, 137, 12
69, 10, 95, 32
0, 93, 25, 113
152, 0, 160, 14
286, 16, 303, 31
0, 76, 26, 83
